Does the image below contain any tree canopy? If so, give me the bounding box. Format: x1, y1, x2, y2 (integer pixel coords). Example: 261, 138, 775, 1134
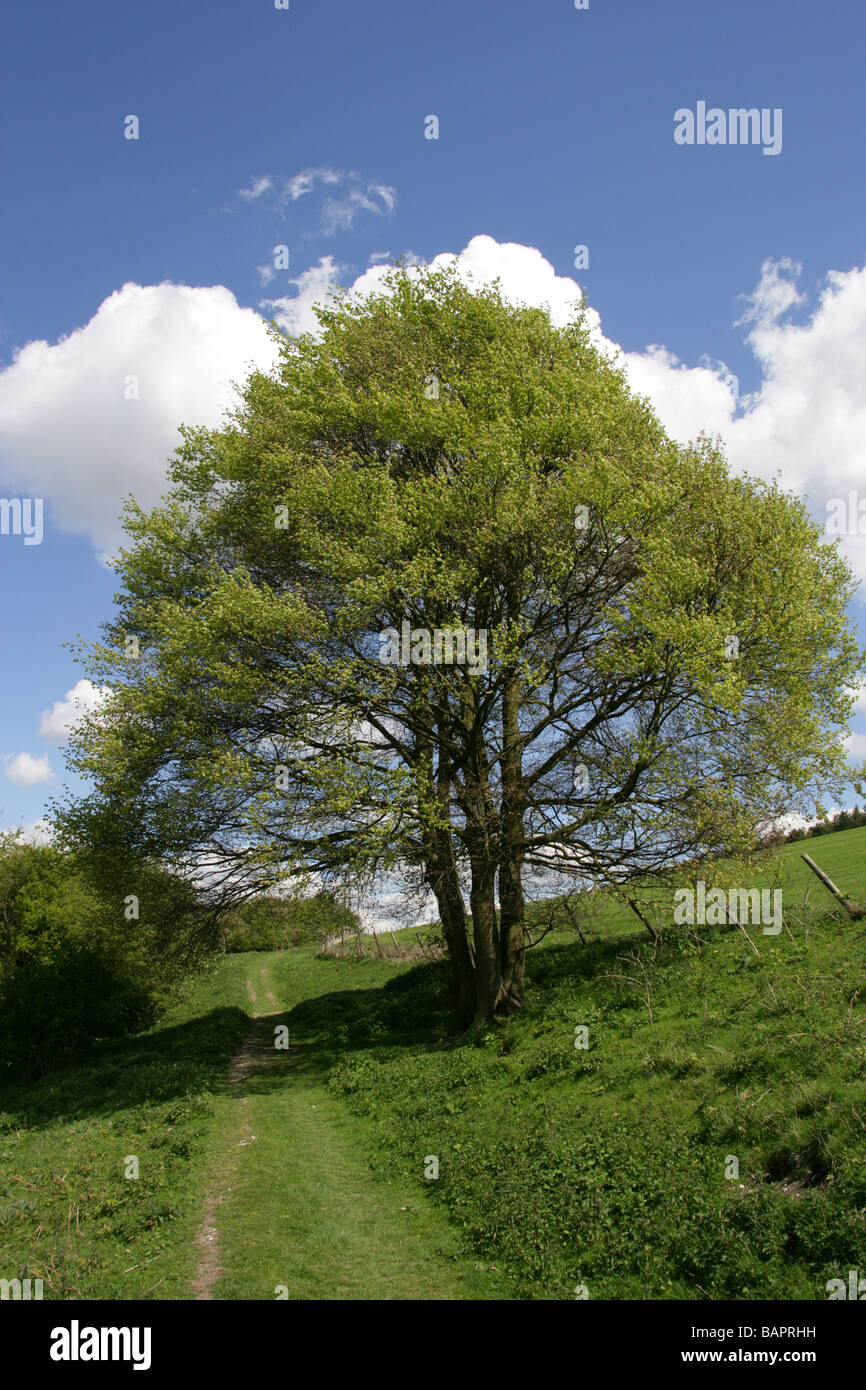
55, 263, 865, 1026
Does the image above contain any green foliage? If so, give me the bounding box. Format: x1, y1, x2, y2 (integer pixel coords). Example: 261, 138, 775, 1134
0, 948, 155, 1075
219, 891, 358, 952
0, 831, 213, 1077
326, 829, 866, 1298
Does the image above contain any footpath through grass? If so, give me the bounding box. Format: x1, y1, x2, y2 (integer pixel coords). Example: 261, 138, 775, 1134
194, 954, 508, 1299
0, 948, 507, 1300
1, 827, 864, 1301
0, 957, 249, 1299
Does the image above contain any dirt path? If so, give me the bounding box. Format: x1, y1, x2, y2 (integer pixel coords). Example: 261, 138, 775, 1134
191, 984, 273, 1299
189, 957, 499, 1301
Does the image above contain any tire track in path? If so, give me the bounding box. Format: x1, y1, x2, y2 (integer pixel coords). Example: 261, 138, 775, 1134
191, 969, 276, 1299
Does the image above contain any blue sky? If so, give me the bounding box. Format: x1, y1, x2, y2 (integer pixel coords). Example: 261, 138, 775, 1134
1, 0, 865, 837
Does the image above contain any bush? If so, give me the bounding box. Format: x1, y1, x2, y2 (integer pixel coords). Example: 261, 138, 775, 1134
220, 891, 359, 952
0, 830, 212, 1075
0, 947, 155, 1077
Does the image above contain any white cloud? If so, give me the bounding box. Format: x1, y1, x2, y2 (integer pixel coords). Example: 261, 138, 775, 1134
845, 732, 866, 761
320, 185, 397, 236
426, 234, 596, 334
0, 282, 280, 553
237, 175, 272, 201
3, 753, 55, 787
6, 818, 54, 845
722, 261, 866, 589
281, 167, 343, 202
4, 236, 866, 596
269, 168, 396, 235
618, 344, 736, 441
261, 256, 345, 337
370, 185, 397, 214
734, 256, 806, 329
39, 679, 109, 742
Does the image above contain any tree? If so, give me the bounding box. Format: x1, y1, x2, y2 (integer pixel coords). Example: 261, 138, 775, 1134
220, 890, 359, 952
0, 831, 207, 1073
0, 829, 53, 989
55, 263, 865, 1027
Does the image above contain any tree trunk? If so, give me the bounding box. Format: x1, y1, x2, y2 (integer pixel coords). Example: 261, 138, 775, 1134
424, 701, 476, 1028
469, 858, 501, 1023
460, 694, 502, 1023
498, 856, 525, 1010
497, 608, 526, 1012
425, 847, 475, 1028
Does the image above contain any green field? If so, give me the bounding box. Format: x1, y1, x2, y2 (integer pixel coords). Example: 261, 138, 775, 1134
2, 829, 864, 1300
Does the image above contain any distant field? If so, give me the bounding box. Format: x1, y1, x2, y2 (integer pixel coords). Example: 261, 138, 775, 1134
517, 825, 866, 945
754, 828, 865, 904
390, 825, 866, 951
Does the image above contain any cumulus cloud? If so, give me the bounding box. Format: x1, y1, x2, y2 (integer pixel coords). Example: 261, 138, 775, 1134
844, 732, 866, 761
722, 261, 866, 589
398, 234, 595, 334
734, 256, 806, 329
3, 753, 55, 787
39, 679, 110, 742
617, 344, 736, 441
261, 256, 345, 337
0, 817, 54, 845
3, 235, 866, 597
0, 282, 280, 554
19, 818, 54, 844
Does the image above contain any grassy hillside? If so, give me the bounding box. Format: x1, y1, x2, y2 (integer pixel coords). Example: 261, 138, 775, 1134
0, 957, 251, 1299
0, 952, 507, 1299
1, 829, 864, 1299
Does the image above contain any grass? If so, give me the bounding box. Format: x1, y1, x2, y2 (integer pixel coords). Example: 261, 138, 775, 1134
0, 950, 507, 1300
1, 828, 864, 1300
0, 954, 251, 1299
328, 828, 866, 1299
205, 954, 509, 1299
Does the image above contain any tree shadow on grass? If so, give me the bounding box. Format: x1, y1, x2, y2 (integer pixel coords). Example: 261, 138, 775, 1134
0, 934, 642, 1123
237, 961, 454, 1096
0, 1006, 251, 1126
238, 935, 643, 1098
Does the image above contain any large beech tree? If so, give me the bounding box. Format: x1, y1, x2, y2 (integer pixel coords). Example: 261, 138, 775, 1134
57, 264, 864, 1027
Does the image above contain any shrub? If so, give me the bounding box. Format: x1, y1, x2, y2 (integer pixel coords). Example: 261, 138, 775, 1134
0, 831, 211, 1075
220, 891, 358, 952
0, 947, 155, 1077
